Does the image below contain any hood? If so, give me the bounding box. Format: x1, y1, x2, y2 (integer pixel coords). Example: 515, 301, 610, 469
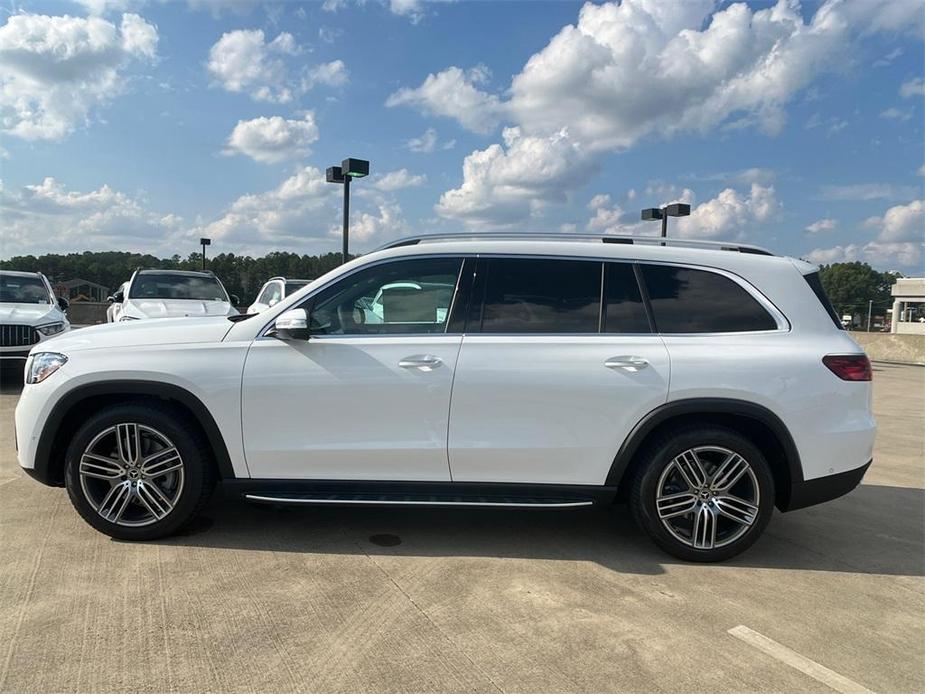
35, 316, 234, 354
0, 303, 60, 324
123, 298, 236, 319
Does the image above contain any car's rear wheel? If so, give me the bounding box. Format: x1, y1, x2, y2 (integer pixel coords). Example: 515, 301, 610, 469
65, 403, 214, 540
630, 426, 774, 562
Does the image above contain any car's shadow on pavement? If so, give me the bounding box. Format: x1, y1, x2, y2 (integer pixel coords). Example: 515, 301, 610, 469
155, 482, 924, 578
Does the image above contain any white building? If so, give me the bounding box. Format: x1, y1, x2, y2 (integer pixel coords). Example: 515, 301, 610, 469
890, 278, 925, 334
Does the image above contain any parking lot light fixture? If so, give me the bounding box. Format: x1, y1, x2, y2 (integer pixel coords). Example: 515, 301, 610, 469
641, 203, 690, 238
200, 237, 211, 271
327, 158, 370, 264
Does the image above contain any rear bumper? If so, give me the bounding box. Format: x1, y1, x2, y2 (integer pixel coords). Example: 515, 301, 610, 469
783, 459, 871, 511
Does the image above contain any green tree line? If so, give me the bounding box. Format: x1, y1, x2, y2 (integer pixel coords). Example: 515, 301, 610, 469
0, 251, 347, 304
818, 261, 901, 321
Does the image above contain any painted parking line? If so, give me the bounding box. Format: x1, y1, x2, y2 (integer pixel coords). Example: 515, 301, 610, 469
728, 625, 876, 694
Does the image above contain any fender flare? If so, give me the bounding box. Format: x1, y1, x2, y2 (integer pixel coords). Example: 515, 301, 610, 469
33, 380, 237, 486
605, 398, 803, 487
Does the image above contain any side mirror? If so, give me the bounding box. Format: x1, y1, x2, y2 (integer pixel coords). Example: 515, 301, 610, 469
57, 296, 69, 311
230, 294, 240, 305
274, 308, 310, 340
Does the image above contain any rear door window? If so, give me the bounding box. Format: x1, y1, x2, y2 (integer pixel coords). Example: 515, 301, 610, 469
603, 263, 651, 333
640, 264, 778, 333
473, 258, 601, 334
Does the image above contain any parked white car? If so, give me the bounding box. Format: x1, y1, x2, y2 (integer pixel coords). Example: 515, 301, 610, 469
0, 270, 69, 369
106, 282, 128, 323
247, 277, 309, 314
111, 269, 239, 321
15, 234, 876, 561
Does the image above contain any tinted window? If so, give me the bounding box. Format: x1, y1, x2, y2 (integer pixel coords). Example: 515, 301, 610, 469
803, 272, 843, 330
603, 263, 650, 333
476, 258, 601, 334
284, 280, 308, 296
641, 265, 777, 333
128, 274, 228, 301
310, 257, 461, 335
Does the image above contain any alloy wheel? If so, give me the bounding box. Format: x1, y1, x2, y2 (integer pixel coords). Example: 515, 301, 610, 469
78, 423, 185, 527
654, 445, 760, 550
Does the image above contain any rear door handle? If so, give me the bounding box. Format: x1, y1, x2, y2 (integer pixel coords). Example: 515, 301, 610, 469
604, 356, 649, 372
399, 354, 443, 370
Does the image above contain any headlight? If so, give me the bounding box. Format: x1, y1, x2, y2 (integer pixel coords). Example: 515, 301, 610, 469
26, 352, 68, 384
35, 322, 66, 337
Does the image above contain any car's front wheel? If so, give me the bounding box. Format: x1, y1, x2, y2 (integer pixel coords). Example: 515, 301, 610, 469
65, 403, 214, 540
630, 426, 774, 562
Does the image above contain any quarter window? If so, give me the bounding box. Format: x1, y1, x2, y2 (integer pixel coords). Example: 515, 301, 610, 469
641, 264, 778, 333
603, 263, 650, 333
475, 258, 601, 334
309, 258, 461, 335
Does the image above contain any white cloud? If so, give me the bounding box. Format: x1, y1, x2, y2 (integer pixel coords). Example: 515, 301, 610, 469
386, 65, 503, 134
435, 127, 595, 226
805, 218, 838, 234
207, 29, 299, 103
414, 0, 921, 227
223, 113, 319, 164
0, 12, 158, 141
373, 169, 427, 191
818, 183, 919, 201
1, 177, 182, 255
330, 202, 411, 242
390, 0, 426, 23
406, 127, 454, 153
900, 77, 925, 98
919, 164, 925, 177
677, 184, 778, 239
75, 0, 146, 15
879, 107, 912, 121
195, 166, 338, 250
873, 47, 903, 68
863, 199, 925, 243
807, 199, 925, 269
301, 60, 349, 91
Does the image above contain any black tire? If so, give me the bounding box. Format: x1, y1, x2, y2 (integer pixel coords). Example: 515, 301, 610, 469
65, 402, 215, 540
630, 425, 774, 562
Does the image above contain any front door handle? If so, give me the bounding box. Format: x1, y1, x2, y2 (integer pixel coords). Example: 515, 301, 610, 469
604, 356, 649, 372
399, 354, 443, 370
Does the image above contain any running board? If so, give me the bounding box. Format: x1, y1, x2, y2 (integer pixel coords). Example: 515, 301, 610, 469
244, 493, 595, 509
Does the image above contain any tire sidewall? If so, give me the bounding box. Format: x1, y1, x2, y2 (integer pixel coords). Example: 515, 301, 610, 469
65, 403, 207, 540
633, 427, 775, 562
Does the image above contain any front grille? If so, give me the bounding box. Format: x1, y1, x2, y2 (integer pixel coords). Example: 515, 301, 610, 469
0, 324, 39, 347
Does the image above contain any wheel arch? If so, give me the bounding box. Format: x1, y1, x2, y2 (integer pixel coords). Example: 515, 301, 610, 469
34, 380, 236, 487
608, 398, 803, 511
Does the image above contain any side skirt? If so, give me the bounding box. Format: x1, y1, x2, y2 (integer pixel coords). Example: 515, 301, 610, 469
221, 479, 618, 509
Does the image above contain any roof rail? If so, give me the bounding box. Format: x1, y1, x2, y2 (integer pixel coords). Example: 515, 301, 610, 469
374, 232, 775, 256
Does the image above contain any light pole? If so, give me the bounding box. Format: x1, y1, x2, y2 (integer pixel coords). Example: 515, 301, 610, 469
326, 157, 370, 264
200, 237, 211, 271
641, 203, 691, 240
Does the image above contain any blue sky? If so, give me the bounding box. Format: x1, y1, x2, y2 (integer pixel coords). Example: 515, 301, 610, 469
1, 0, 923, 270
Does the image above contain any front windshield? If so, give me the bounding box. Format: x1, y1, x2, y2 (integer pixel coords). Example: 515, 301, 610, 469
128, 274, 228, 302
0, 274, 51, 304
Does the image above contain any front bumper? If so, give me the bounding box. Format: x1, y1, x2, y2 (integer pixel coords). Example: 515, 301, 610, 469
783, 459, 872, 511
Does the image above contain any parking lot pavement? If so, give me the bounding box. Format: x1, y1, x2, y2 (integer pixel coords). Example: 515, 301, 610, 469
0, 365, 922, 694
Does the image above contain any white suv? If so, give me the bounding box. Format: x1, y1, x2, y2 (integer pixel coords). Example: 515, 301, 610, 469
14, 235, 875, 561
111, 269, 239, 321
1, 271, 70, 369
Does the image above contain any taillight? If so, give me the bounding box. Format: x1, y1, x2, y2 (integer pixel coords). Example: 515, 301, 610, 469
822, 354, 872, 381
